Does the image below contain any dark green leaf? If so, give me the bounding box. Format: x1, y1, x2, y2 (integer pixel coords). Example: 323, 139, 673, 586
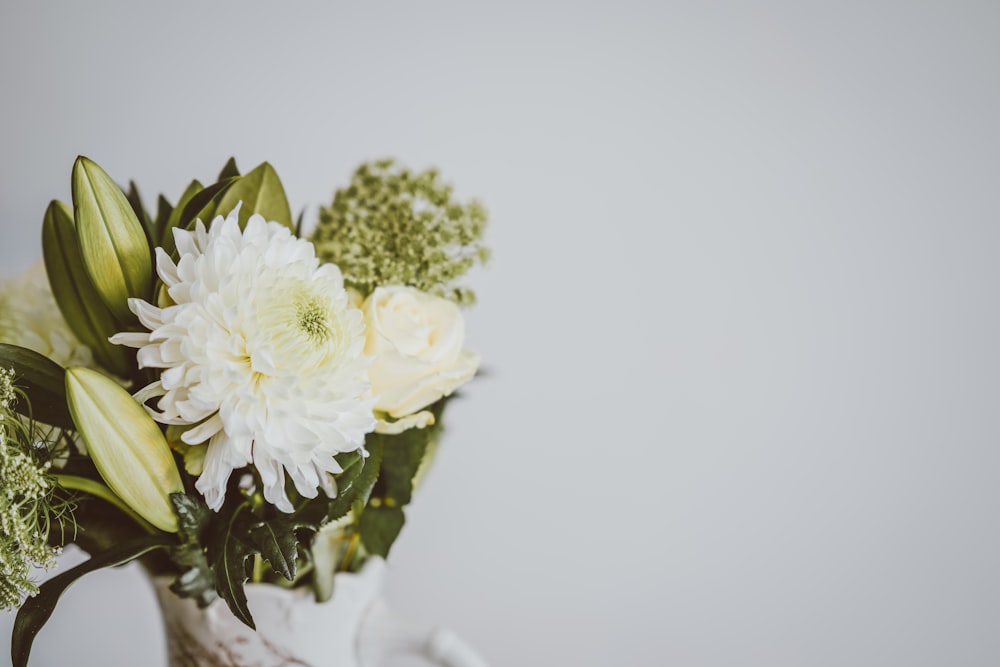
159, 180, 202, 255
152, 195, 173, 246
0, 344, 71, 428
126, 180, 156, 246
358, 505, 405, 558
295, 207, 306, 237
171, 492, 210, 543
249, 515, 299, 581
354, 402, 446, 562
168, 493, 216, 606
218, 157, 240, 180
332, 450, 365, 497
207, 503, 255, 629
327, 441, 383, 524
52, 460, 148, 556
176, 177, 237, 234
11, 535, 172, 667
214, 162, 293, 230
372, 401, 445, 506
170, 564, 217, 607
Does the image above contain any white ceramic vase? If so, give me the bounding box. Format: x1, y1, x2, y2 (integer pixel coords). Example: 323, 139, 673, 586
151, 558, 488, 667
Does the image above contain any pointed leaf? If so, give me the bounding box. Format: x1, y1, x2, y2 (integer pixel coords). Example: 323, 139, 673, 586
11, 535, 171, 667
171, 492, 210, 542
72, 157, 153, 321
178, 176, 236, 231
126, 180, 156, 246
326, 440, 383, 524
214, 162, 293, 230
218, 156, 240, 180
159, 179, 202, 256
249, 515, 299, 581
170, 563, 217, 608
153, 194, 173, 237
0, 344, 71, 428
168, 493, 216, 606
358, 505, 405, 558
208, 503, 255, 629
295, 207, 306, 237
372, 408, 443, 507
42, 200, 131, 376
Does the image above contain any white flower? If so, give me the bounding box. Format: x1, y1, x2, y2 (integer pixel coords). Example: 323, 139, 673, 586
0, 261, 92, 368
111, 205, 376, 512
363, 286, 479, 429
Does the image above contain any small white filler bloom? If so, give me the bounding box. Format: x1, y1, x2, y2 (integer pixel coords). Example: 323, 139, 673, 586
112, 205, 375, 512
0, 261, 93, 368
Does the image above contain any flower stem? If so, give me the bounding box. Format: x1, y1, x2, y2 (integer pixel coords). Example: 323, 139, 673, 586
55, 474, 157, 534
252, 554, 266, 584
338, 532, 361, 572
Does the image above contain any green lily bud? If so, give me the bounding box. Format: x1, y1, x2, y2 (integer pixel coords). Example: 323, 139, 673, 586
42, 200, 132, 377
65, 367, 183, 533
72, 156, 153, 322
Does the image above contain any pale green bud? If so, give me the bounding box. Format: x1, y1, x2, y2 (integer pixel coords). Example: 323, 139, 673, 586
42, 200, 132, 377
65, 367, 182, 533
72, 156, 153, 322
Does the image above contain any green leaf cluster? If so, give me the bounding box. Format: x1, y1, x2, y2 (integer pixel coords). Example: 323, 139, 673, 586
356, 400, 446, 559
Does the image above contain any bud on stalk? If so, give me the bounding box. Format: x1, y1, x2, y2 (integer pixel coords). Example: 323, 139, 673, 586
65, 367, 182, 532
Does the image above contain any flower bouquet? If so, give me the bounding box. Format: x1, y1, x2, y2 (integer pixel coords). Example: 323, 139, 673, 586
0, 156, 488, 666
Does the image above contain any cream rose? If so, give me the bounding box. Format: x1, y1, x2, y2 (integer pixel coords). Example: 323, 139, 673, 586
363, 286, 479, 428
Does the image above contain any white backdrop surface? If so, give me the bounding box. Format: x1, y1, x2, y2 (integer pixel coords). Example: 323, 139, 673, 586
2, 2, 1000, 666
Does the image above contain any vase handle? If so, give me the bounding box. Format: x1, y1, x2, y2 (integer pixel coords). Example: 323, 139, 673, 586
358, 599, 490, 667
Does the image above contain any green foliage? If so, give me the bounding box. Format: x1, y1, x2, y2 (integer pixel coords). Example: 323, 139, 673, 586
153, 195, 174, 243
373, 402, 444, 506
327, 443, 383, 524
158, 179, 202, 257
206, 501, 256, 629
172, 177, 236, 237
0, 345, 71, 429
249, 514, 300, 581
54, 459, 148, 558
312, 159, 489, 304
168, 493, 215, 607
11, 534, 172, 667
358, 505, 405, 558
356, 401, 445, 560
217, 157, 240, 181
125, 181, 156, 251
157, 158, 295, 262
42, 201, 131, 376
214, 162, 294, 231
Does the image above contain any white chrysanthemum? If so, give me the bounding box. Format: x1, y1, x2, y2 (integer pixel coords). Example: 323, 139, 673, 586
0, 261, 93, 367
111, 205, 376, 512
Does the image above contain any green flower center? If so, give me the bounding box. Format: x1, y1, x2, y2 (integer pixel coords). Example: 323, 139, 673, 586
296, 296, 334, 343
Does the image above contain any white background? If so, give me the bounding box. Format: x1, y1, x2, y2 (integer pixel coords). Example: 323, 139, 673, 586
2, 2, 1000, 666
